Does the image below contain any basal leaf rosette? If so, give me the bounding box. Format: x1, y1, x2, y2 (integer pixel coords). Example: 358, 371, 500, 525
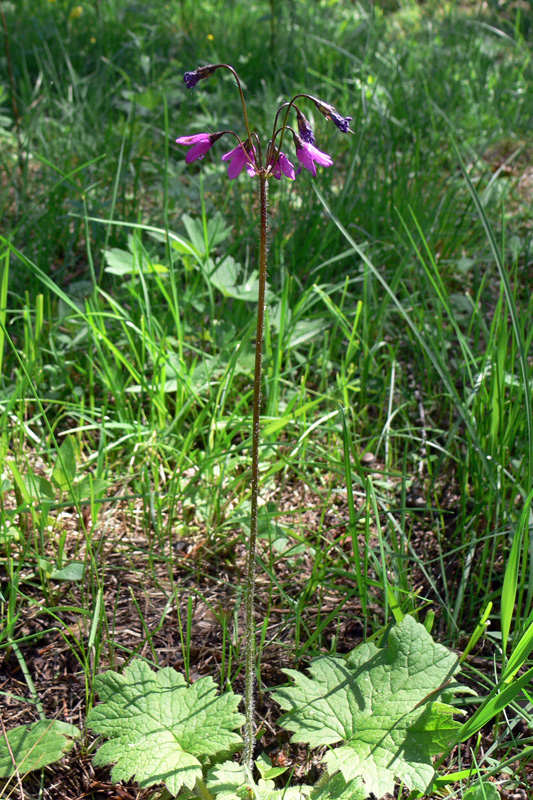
272, 616, 465, 799
87, 660, 244, 795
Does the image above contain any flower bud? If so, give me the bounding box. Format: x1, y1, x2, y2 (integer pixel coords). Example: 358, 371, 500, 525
183, 64, 221, 89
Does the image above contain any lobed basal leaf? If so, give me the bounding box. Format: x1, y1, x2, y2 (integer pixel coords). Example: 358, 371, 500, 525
207, 758, 312, 800
272, 615, 466, 799
86, 659, 244, 796
310, 772, 367, 800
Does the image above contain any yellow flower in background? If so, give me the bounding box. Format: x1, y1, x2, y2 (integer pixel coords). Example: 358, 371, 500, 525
69, 5, 83, 19
207, 34, 214, 41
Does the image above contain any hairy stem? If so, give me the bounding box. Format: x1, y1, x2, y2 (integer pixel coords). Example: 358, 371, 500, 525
243, 173, 269, 771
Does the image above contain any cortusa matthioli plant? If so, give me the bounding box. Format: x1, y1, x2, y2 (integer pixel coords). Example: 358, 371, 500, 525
0, 65, 470, 800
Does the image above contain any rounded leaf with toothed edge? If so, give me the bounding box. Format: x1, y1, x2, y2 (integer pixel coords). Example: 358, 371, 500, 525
87, 660, 244, 796
272, 616, 466, 799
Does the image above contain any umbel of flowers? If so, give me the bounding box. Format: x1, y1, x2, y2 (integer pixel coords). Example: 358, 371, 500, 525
176, 63, 351, 775
176, 63, 352, 180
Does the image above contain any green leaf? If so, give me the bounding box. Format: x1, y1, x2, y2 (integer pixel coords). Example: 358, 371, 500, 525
67, 476, 109, 503
87, 660, 244, 795
206, 211, 233, 249
104, 247, 167, 276
463, 781, 500, 800
255, 751, 288, 780
310, 772, 366, 800
182, 214, 208, 256
207, 257, 273, 302
207, 762, 313, 800
181, 211, 232, 257
252, 780, 311, 800
50, 561, 85, 581
273, 616, 464, 799
104, 247, 135, 275
25, 473, 55, 502
206, 761, 248, 800
51, 437, 77, 493
0, 720, 80, 777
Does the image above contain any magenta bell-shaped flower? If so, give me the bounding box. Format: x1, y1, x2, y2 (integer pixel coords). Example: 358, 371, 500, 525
294, 136, 333, 176
175, 132, 222, 163
270, 152, 296, 180
221, 143, 257, 180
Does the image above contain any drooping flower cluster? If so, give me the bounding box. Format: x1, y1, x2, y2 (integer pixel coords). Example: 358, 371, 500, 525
176, 64, 352, 181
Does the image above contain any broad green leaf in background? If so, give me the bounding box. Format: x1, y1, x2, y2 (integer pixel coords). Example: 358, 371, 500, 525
273, 616, 465, 799
86, 660, 244, 796
463, 781, 500, 800
68, 475, 109, 503
250, 780, 312, 800
181, 211, 232, 255
207, 256, 274, 302
51, 436, 77, 493
0, 720, 81, 777
104, 246, 167, 276
50, 561, 85, 582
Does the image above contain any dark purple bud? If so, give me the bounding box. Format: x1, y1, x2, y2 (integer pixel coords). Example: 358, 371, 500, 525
295, 108, 316, 145
329, 110, 353, 133
183, 64, 220, 89
310, 97, 353, 134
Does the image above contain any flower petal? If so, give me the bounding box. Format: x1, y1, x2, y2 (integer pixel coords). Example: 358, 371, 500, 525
185, 140, 212, 163
227, 151, 247, 179
271, 152, 295, 180
296, 146, 316, 176
222, 144, 256, 180
305, 143, 333, 167
295, 138, 333, 176
176, 133, 211, 146
221, 145, 241, 162
296, 109, 316, 145
278, 152, 295, 180
177, 132, 226, 164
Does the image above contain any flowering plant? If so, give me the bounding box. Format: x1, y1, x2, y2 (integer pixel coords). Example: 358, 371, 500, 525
0, 64, 471, 800
176, 62, 353, 773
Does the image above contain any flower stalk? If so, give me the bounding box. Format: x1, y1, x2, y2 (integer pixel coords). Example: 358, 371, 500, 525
243, 172, 269, 770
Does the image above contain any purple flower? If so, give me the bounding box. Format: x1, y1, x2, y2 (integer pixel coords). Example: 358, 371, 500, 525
221, 143, 257, 180
327, 110, 353, 133
310, 97, 353, 134
175, 132, 222, 163
294, 137, 333, 176
271, 152, 295, 180
183, 64, 220, 89
295, 109, 315, 145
